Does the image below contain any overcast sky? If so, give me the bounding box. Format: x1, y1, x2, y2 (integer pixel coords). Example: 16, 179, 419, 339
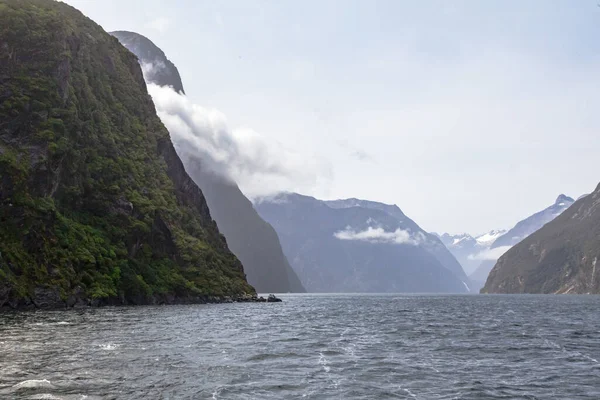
64, 0, 600, 234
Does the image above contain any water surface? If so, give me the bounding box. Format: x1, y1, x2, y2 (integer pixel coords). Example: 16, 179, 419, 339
1, 294, 599, 399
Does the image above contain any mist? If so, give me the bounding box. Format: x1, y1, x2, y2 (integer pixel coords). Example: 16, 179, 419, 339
147, 83, 331, 198
468, 246, 512, 261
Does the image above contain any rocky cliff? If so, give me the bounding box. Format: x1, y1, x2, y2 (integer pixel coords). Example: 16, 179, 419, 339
0, 0, 254, 309
111, 30, 305, 293
482, 184, 600, 294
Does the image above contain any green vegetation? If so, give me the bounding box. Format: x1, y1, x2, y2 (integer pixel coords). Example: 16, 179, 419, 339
0, 0, 254, 307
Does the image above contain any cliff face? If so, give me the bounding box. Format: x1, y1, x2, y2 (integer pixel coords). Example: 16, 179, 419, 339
111, 30, 185, 95
112, 30, 305, 293
186, 166, 306, 293
482, 183, 600, 294
0, 0, 254, 309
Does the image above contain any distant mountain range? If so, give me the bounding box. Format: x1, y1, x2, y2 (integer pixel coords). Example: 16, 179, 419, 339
255, 193, 470, 293
492, 194, 575, 249
483, 185, 600, 294
112, 31, 304, 293
438, 194, 575, 292
436, 230, 506, 275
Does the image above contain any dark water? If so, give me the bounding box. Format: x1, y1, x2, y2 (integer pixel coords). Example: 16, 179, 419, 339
1, 294, 600, 399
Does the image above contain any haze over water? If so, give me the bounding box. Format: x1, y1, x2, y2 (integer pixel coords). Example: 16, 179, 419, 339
1, 294, 600, 399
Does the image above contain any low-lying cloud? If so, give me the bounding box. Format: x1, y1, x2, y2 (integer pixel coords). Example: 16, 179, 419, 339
146, 83, 330, 198
468, 246, 512, 261
334, 226, 420, 245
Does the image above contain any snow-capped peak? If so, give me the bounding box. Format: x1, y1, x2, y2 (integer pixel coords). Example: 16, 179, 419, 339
450, 234, 472, 245
475, 229, 507, 246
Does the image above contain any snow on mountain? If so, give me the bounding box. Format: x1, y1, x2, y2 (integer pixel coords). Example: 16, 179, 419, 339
438, 231, 505, 275
474, 229, 507, 246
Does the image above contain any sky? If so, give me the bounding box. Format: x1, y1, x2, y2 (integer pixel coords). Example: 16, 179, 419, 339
63, 0, 600, 234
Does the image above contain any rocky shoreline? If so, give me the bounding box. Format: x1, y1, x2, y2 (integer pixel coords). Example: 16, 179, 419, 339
0, 287, 282, 311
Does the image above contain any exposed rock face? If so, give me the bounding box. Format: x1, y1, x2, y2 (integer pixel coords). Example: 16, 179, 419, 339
111, 31, 185, 94
255, 193, 469, 293
482, 184, 600, 294
112, 30, 305, 293
0, 0, 254, 309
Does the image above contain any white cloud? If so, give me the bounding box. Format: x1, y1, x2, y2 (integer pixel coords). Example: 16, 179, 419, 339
146, 83, 331, 198
468, 246, 512, 261
140, 61, 167, 84
59, 0, 600, 234
146, 17, 171, 34
334, 226, 419, 245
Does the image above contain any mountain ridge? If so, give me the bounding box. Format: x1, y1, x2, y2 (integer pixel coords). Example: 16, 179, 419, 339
111, 30, 305, 293
482, 184, 600, 294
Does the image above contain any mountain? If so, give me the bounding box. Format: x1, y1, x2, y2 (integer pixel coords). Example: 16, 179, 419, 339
111, 31, 185, 94
0, 0, 255, 309
326, 198, 469, 284
491, 194, 575, 249
111, 31, 304, 293
473, 194, 575, 292
255, 193, 469, 293
475, 230, 507, 247
437, 230, 506, 275
483, 184, 600, 294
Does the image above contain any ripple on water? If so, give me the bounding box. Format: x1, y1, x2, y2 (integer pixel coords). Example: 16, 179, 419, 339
1, 295, 600, 399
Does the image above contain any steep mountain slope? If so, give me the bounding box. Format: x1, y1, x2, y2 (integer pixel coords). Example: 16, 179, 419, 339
255, 193, 469, 293
483, 183, 600, 294
0, 0, 253, 309
472, 194, 575, 292
491, 194, 574, 248
326, 198, 469, 284
111, 31, 185, 94
469, 261, 496, 289
183, 165, 306, 293
111, 30, 304, 292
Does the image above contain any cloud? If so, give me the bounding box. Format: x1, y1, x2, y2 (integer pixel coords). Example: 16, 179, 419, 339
146, 17, 171, 34
146, 83, 331, 198
468, 246, 512, 261
333, 226, 420, 245
140, 61, 167, 85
